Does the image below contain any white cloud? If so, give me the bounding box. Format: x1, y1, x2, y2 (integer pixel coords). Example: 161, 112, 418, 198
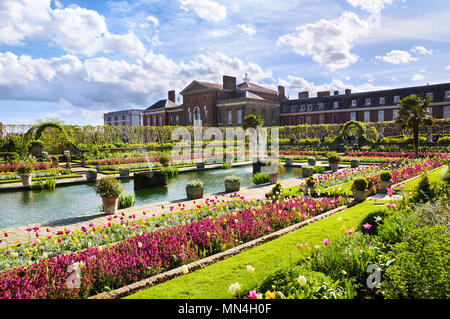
146, 15, 160, 27
0, 1, 146, 57
278, 75, 390, 98
277, 12, 370, 70
179, 0, 227, 22
375, 50, 418, 64
446, 65, 450, 71
411, 45, 433, 55
412, 73, 425, 81
361, 73, 374, 82
0, 51, 272, 109
237, 24, 256, 36
346, 0, 403, 13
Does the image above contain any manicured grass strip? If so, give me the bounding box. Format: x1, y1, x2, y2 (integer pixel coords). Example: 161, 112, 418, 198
0, 174, 82, 184
126, 200, 382, 299
398, 166, 447, 192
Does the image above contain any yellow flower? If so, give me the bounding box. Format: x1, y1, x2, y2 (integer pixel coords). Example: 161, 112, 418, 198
341, 225, 347, 232
265, 291, 275, 299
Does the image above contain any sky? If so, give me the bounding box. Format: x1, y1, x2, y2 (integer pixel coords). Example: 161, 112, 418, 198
0, 0, 449, 125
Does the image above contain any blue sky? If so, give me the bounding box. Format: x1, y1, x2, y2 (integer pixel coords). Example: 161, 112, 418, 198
0, 0, 449, 125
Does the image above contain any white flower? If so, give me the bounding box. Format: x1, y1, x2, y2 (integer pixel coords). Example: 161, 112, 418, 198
338, 216, 342, 221
42, 252, 48, 259
182, 265, 189, 274
138, 242, 143, 248
228, 282, 241, 296
374, 216, 382, 222
297, 275, 307, 286
246, 264, 255, 274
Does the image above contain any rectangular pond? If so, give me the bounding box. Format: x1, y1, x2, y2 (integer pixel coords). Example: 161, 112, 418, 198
0, 166, 303, 229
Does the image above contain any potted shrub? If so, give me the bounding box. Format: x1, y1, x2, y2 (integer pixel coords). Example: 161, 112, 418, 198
352, 177, 369, 202
186, 180, 204, 199
196, 160, 205, 169
86, 168, 98, 181
379, 171, 393, 193
284, 156, 293, 166
224, 175, 240, 192
327, 152, 340, 172
17, 164, 34, 186
119, 166, 130, 177
159, 153, 171, 167
94, 176, 123, 215
305, 176, 316, 193
307, 156, 316, 166
302, 165, 314, 177
350, 159, 359, 168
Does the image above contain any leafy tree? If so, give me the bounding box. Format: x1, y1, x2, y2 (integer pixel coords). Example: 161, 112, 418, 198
395, 95, 433, 157
242, 114, 264, 129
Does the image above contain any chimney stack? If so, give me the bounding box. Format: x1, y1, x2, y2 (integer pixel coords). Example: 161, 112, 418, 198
345, 89, 352, 95
317, 91, 331, 98
334, 90, 339, 96
168, 90, 175, 102
223, 75, 236, 91
298, 91, 309, 99
278, 85, 285, 96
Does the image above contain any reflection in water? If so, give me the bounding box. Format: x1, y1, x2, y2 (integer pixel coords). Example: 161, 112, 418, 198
0, 165, 303, 229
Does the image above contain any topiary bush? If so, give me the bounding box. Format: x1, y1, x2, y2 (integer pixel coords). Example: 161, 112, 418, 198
353, 177, 368, 191
379, 171, 393, 182
306, 176, 316, 187
326, 151, 340, 164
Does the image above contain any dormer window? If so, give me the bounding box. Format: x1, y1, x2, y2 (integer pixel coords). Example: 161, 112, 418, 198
333, 101, 339, 109
318, 103, 324, 111
365, 98, 371, 106
307, 104, 313, 111
291, 106, 296, 112
379, 97, 385, 105
351, 100, 357, 107
300, 105, 306, 112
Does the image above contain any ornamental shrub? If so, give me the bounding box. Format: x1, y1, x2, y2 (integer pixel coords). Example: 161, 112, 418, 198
159, 153, 171, 166
353, 177, 368, 191
306, 176, 316, 187
225, 175, 240, 183
16, 164, 34, 175
186, 179, 203, 189
382, 226, 450, 299
94, 176, 123, 198
326, 151, 340, 164
379, 171, 392, 182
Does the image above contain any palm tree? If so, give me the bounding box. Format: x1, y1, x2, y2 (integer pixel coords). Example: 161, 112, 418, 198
395, 95, 434, 158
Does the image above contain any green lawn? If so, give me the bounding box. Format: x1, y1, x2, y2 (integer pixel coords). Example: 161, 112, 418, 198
126, 200, 383, 299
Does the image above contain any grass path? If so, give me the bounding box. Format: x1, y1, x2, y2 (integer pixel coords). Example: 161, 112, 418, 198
399, 165, 448, 192
126, 200, 384, 299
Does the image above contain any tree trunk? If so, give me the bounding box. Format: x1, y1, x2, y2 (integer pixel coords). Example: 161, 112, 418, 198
413, 122, 419, 158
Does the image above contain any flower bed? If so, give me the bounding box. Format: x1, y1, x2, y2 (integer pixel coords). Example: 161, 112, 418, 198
0, 168, 72, 182
0, 196, 348, 299
0, 162, 50, 173
347, 151, 449, 159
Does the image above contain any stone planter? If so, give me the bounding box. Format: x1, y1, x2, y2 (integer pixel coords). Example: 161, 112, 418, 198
302, 167, 314, 177
186, 186, 204, 200
353, 190, 369, 202
285, 158, 293, 166
86, 170, 97, 181
379, 180, 393, 193
119, 169, 130, 178
330, 163, 339, 172
102, 196, 119, 215
225, 181, 240, 193
350, 160, 359, 168
196, 163, 205, 169
269, 172, 279, 184
20, 174, 32, 187
308, 159, 316, 166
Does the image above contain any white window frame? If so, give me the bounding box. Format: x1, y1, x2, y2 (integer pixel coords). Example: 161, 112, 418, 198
364, 111, 370, 123
378, 110, 384, 122
394, 96, 400, 104
365, 98, 371, 106
379, 97, 385, 105
237, 109, 243, 124
426, 92, 433, 102
351, 100, 357, 107
227, 110, 233, 125
350, 112, 356, 121
393, 109, 399, 119
333, 101, 339, 109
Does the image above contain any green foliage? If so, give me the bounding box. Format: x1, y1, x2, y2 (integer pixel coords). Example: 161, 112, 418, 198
377, 209, 416, 245
224, 175, 240, 183
306, 176, 316, 187
17, 164, 34, 175
242, 114, 264, 129
379, 171, 393, 182
221, 163, 232, 169
118, 193, 135, 209
353, 177, 368, 191
383, 226, 450, 299
411, 174, 437, 203
186, 179, 203, 189
94, 176, 123, 198
256, 266, 354, 299
30, 178, 57, 191
252, 173, 269, 185
357, 209, 391, 236
159, 153, 171, 166
411, 199, 450, 232
309, 233, 379, 289
326, 151, 340, 163
161, 166, 179, 177
313, 166, 325, 174
268, 183, 284, 201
